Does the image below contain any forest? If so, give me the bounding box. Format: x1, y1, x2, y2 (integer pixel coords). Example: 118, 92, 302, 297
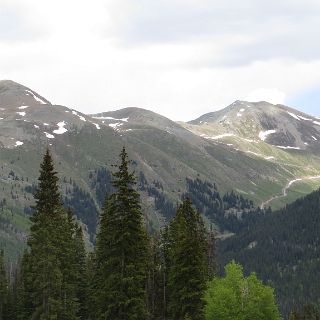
0, 147, 318, 320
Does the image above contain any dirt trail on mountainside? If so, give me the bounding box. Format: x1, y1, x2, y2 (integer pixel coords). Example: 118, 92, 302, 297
260, 176, 320, 209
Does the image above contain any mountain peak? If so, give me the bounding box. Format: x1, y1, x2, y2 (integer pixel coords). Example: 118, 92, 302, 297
0, 79, 51, 107
184, 100, 320, 151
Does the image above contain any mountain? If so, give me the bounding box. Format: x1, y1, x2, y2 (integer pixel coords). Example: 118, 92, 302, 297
187, 100, 320, 151
1, 80, 320, 260
219, 188, 320, 316
182, 100, 320, 209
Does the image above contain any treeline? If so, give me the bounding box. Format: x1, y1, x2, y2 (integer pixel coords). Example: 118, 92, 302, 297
0, 147, 281, 319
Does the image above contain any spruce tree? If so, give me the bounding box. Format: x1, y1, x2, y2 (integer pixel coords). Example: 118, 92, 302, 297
27, 149, 66, 318
168, 198, 208, 320
147, 235, 166, 320
73, 225, 88, 319
19, 149, 84, 319
0, 250, 8, 320
15, 251, 33, 320
94, 147, 149, 320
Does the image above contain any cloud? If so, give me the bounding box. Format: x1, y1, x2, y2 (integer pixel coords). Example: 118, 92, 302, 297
97, 0, 320, 70
0, 1, 50, 43
1, 0, 320, 121
246, 88, 286, 105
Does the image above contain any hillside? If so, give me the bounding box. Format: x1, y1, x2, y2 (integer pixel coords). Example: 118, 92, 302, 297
1, 80, 320, 260
219, 188, 320, 316
181, 100, 320, 209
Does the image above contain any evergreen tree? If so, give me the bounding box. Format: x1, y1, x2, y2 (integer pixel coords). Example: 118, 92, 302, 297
147, 235, 166, 320
15, 251, 33, 320
168, 198, 208, 320
73, 225, 88, 319
27, 149, 66, 318
86, 252, 99, 320
18, 149, 84, 319
0, 250, 8, 320
94, 147, 149, 320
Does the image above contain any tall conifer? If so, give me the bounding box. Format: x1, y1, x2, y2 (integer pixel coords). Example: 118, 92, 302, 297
94, 147, 148, 320
0, 250, 8, 320
18, 149, 85, 319
168, 198, 208, 320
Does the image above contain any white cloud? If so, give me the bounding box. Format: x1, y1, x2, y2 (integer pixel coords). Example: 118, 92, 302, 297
246, 88, 286, 105
1, 0, 320, 121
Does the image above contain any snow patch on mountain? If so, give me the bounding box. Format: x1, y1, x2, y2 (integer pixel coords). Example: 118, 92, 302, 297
89, 121, 100, 129
17, 111, 26, 116
92, 116, 129, 122
209, 133, 235, 140
287, 112, 300, 120
53, 121, 68, 134
259, 130, 276, 141
276, 146, 301, 150
72, 110, 86, 122
44, 132, 54, 139
25, 90, 47, 104
15, 141, 23, 147
109, 123, 123, 130
18, 106, 29, 110
298, 115, 312, 121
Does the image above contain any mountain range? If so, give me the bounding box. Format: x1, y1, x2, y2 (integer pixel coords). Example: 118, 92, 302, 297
1, 79, 320, 260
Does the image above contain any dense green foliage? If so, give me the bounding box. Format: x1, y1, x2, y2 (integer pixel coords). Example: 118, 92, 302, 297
92, 147, 149, 320
16, 149, 87, 319
0, 250, 8, 319
167, 198, 208, 320
205, 261, 281, 320
220, 188, 320, 316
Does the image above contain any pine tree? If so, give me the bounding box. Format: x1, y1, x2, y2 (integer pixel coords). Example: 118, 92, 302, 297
147, 235, 166, 320
168, 198, 208, 320
26, 149, 66, 318
94, 147, 149, 320
86, 252, 99, 320
15, 251, 33, 320
18, 149, 83, 319
73, 225, 88, 319
0, 250, 8, 320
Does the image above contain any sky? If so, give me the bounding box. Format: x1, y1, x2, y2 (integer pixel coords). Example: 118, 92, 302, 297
1, 0, 320, 121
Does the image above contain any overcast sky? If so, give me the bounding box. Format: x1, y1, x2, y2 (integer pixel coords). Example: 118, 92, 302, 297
1, 0, 320, 120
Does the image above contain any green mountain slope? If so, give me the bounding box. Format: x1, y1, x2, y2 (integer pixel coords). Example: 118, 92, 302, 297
181, 100, 320, 209
219, 188, 320, 316
1, 80, 320, 261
